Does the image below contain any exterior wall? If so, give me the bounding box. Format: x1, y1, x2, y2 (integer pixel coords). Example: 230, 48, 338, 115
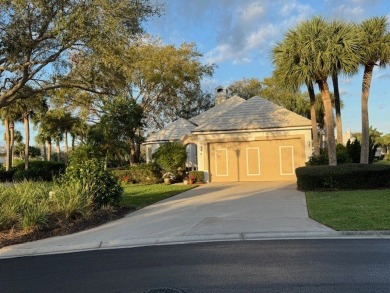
194, 128, 312, 182
145, 143, 162, 163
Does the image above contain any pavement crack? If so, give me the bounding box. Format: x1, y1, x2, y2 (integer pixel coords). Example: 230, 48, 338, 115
97, 241, 103, 249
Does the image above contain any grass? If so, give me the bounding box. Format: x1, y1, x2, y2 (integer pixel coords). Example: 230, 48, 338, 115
120, 183, 196, 209
375, 160, 390, 165
306, 189, 390, 231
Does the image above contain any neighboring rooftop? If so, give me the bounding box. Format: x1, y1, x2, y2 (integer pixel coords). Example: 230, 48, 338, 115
193, 96, 312, 132
189, 95, 245, 126
145, 118, 196, 142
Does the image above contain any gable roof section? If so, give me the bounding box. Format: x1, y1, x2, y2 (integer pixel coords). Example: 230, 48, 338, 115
145, 118, 196, 142
193, 96, 312, 132
189, 95, 245, 125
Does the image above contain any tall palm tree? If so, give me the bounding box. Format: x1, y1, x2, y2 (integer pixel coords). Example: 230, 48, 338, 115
329, 21, 361, 145
272, 30, 321, 156
0, 106, 20, 170
358, 16, 390, 164
273, 17, 361, 165
14, 96, 47, 169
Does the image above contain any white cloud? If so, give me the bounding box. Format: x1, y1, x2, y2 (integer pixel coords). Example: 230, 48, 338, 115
238, 2, 266, 22
279, 1, 314, 17
246, 24, 279, 49
204, 0, 315, 65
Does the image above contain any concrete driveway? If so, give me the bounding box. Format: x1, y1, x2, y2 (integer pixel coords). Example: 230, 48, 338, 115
0, 182, 333, 258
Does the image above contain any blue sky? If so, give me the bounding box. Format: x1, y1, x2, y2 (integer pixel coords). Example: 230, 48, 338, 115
146, 0, 390, 135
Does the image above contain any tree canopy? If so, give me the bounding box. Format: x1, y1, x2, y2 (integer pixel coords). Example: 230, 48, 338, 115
0, 0, 160, 107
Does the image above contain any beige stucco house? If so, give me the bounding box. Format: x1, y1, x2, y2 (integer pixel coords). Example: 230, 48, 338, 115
144, 87, 313, 182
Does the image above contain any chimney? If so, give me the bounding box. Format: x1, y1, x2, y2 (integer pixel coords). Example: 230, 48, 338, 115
215, 86, 228, 105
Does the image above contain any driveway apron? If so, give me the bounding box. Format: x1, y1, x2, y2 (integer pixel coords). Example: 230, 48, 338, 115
0, 182, 333, 258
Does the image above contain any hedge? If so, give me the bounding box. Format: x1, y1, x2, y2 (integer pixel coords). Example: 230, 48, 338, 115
188, 171, 205, 183
13, 161, 66, 182
296, 163, 390, 191
112, 163, 162, 184
0, 168, 15, 182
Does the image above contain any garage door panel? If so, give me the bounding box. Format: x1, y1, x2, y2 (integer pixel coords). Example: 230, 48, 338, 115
246, 147, 261, 176
279, 146, 294, 175
215, 149, 228, 176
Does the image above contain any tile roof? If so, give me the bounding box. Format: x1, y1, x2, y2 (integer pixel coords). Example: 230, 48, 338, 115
145, 118, 196, 142
189, 95, 245, 125
193, 96, 312, 132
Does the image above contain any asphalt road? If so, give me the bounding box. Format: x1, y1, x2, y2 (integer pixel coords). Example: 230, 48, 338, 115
1, 239, 390, 293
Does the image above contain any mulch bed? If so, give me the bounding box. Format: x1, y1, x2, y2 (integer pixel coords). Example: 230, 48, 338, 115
0, 206, 135, 249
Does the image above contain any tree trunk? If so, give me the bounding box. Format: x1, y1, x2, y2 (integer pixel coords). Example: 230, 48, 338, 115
135, 127, 141, 163
71, 134, 75, 150
24, 114, 29, 170
47, 139, 52, 161
318, 79, 337, 166
360, 64, 374, 164
10, 121, 15, 167
4, 118, 11, 171
307, 81, 320, 156
56, 139, 61, 162
130, 144, 136, 167
64, 131, 69, 153
332, 72, 343, 145
64, 130, 69, 163
43, 141, 47, 161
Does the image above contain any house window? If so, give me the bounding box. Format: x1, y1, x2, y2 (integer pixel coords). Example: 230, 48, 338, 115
186, 143, 198, 171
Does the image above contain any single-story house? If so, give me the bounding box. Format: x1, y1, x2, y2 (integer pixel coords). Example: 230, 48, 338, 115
144, 86, 313, 182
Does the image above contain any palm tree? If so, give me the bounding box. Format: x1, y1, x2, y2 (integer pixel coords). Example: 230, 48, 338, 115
14, 95, 47, 169
0, 106, 20, 170
70, 117, 87, 150
358, 16, 390, 164
272, 30, 320, 156
273, 17, 361, 165
329, 21, 361, 145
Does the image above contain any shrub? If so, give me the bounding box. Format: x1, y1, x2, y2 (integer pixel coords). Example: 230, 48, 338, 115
188, 171, 205, 183
0, 181, 52, 231
59, 158, 123, 207
296, 163, 390, 191
112, 163, 162, 184
13, 161, 66, 182
306, 145, 351, 166
346, 139, 361, 163
152, 142, 187, 173
0, 166, 15, 182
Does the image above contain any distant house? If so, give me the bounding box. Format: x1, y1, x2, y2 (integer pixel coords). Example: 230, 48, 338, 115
144, 86, 312, 182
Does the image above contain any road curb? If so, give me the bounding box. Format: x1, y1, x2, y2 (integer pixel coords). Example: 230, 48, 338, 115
1, 230, 390, 259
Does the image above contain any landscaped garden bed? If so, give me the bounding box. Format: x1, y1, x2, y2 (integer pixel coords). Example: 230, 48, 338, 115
0, 182, 195, 248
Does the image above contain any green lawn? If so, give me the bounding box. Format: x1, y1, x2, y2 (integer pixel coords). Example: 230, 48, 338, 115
306, 189, 390, 231
120, 183, 197, 209
375, 160, 390, 165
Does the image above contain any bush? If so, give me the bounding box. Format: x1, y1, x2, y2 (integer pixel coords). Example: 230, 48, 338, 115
112, 163, 162, 184
296, 163, 390, 191
188, 171, 205, 183
0, 166, 14, 182
346, 139, 361, 163
13, 161, 66, 182
306, 145, 351, 166
59, 158, 123, 207
152, 142, 187, 173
